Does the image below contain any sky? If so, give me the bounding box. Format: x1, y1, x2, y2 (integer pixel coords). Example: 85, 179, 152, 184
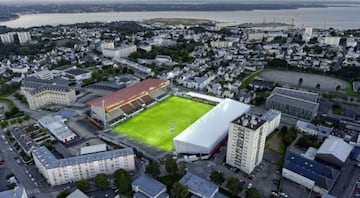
0, 0, 360, 3
0, 0, 360, 5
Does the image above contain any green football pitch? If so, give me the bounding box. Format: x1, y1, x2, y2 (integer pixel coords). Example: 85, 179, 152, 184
113, 96, 213, 151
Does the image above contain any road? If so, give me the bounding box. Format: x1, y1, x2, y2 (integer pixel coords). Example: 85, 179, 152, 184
330, 159, 360, 198
0, 129, 70, 198
0, 129, 40, 197
6, 95, 50, 120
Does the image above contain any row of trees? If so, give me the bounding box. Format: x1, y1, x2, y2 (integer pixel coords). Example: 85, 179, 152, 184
129, 42, 198, 64
60, 168, 132, 198
209, 170, 261, 198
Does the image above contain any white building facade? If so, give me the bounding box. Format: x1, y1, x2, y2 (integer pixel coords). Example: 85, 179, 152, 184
33, 147, 135, 186
23, 86, 76, 110
226, 114, 268, 174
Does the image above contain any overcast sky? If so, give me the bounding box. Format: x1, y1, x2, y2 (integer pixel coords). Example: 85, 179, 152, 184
1, 0, 360, 3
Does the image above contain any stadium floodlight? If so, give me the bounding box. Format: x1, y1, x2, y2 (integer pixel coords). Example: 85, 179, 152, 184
167, 72, 175, 91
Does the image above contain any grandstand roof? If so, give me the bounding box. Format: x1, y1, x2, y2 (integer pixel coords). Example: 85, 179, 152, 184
186, 92, 224, 103
174, 99, 250, 154
87, 78, 168, 111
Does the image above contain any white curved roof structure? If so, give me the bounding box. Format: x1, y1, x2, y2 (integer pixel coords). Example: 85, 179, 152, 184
174, 98, 250, 154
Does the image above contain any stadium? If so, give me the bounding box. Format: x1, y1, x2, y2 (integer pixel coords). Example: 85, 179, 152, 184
88, 78, 250, 158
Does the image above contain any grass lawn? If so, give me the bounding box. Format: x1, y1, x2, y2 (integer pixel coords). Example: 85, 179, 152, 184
113, 96, 213, 151
239, 69, 264, 89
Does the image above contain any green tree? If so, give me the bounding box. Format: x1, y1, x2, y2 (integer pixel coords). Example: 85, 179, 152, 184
226, 177, 242, 197
210, 170, 225, 185
245, 188, 261, 198
17, 117, 23, 124
95, 173, 109, 190
171, 182, 189, 198
298, 78, 303, 86
113, 169, 132, 193
56, 190, 70, 198
145, 162, 160, 178
23, 114, 30, 120
336, 85, 341, 91
165, 156, 178, 175
177, 162, 187, 176
76, 179, 90, 192
10, 119, 17, 125
0, 120, 8, 128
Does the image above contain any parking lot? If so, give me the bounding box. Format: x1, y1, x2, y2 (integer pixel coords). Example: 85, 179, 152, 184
186, 144, 282, 197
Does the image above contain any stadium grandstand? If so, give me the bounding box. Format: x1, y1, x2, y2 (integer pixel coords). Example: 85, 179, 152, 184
173, 98, 251, 157
88, 78, 169, 127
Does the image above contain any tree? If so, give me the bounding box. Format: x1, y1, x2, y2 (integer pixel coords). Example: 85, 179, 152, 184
23, 114, 30, 120
76, 179, 90, 192
210, 170, 225, 185
280, 126, 288, 136
171, 182, 189, 198
0, 120, 8, 128
226, 177, 242, 197
165, 156, 178, 175
113, 169, 132, 193
298, 78, 303, 86
95, 173, 109, 190
56, 190, 70, 198
145, 162, 160, 178
178, 162, 187, 176
336, 85, 341, 91
245, 188, 261, 198
316, 83, 321, 89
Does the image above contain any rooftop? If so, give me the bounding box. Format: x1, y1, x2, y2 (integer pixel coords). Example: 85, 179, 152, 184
260, 109, 281, 122
132, 175, 166, 197
174, 99, 250, 154
267, 93, 319, 110
65, 68, 91, 76
284, 149, 339, 191
67, 189, 89, 198
272, 87, 319, 103
232, 113, 267, 131
316, 136, 353, 163
87, 78, 168, 111
179, 172, 218, 198
0, 186, 26, 198
38, 115, 76, 142
32, 146, 134, 169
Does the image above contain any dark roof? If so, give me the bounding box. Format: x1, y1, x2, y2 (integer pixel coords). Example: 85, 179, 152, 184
232, 113, 267, 131
284, 150, 339, 191
132, 175, 166, 197
65, 68, 91, 76
33, 146, 134, 169
272, 87, 319, 103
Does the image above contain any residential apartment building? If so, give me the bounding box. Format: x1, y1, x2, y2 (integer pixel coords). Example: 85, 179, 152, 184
102, 44, 137, 58
17, 32, 32, 44
23, 85, 76, 110
33, 146, 135, 186
21, 76, 75, 110
226, 113, 268, 174
0, 32, 15, 44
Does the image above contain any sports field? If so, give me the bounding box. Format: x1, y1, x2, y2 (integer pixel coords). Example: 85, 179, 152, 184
113, 96, 213, 151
